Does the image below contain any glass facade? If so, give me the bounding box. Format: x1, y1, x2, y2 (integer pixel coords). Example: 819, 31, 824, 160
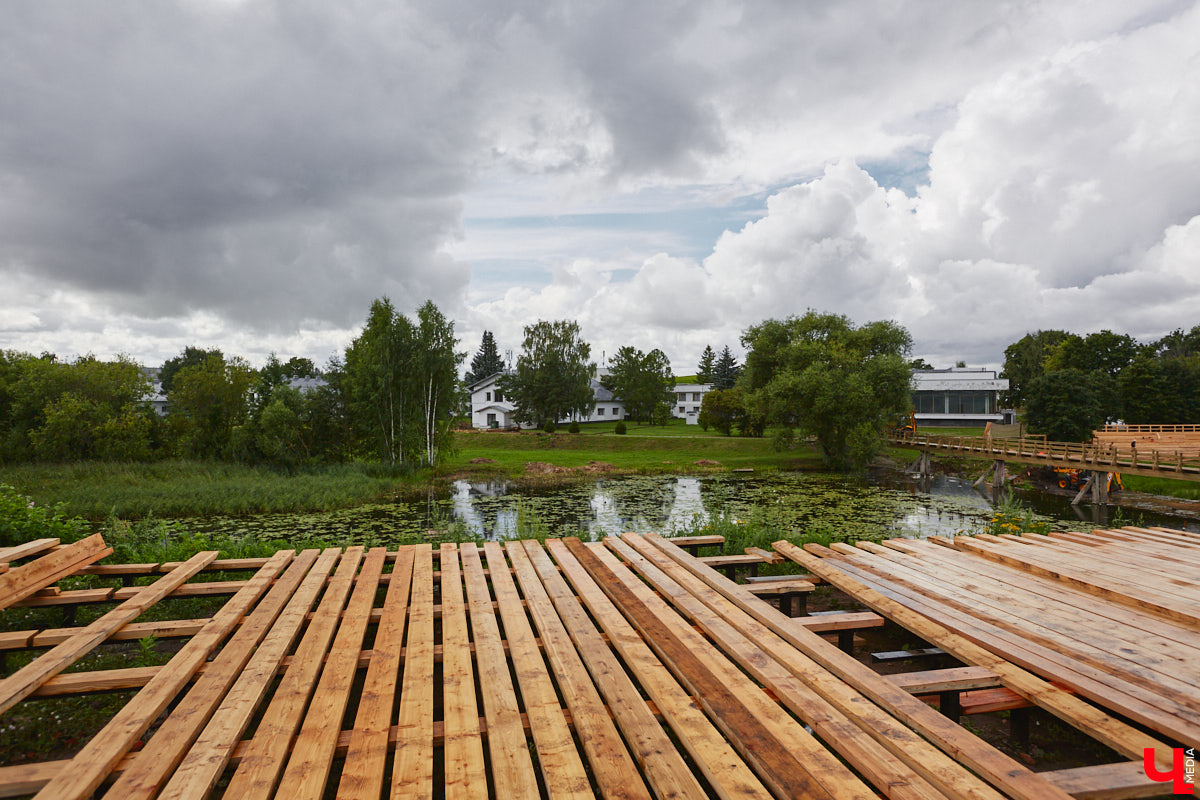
912, 390, 993, 415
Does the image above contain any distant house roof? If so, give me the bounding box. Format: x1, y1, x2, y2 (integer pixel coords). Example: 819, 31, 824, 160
287, 376, 328, 392
467, 371, 506, 392
591, 378, 618, 403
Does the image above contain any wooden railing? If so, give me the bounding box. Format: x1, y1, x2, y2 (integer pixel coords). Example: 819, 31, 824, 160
1102, 423, 1200, 434
888, 431, 1200, 479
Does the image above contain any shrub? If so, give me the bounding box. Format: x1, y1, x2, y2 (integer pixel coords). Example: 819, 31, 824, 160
614, 421, 627, 435
0, 484, 88, 547
568, 421, 581, 434
542, 420, 556, 433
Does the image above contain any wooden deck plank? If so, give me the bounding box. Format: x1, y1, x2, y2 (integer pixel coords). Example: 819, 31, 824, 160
276, 547, 387, 800
1040, 760, 1175, 799
0, 538, 59, 564
337, 546, 416, 800
505, 539, 654, 800
824, 545, 1200, 744
545, 539, 773, 800
118, 547, 337, 800
0, 549, 215, 715
777, 540, 1179, 774
31, 549, 296, 800
393, 544, 435, 800
459, 543, 539, 799
438, 543, 488, 800
641, 533, 1075, 800
566, 538, 854, 800
609, 535, 986, 800
221, 546, 366, 800
886, 666, 1001, 694
524, 540, 712, 800
482, 541, 593, 800
0, 534, 111, 611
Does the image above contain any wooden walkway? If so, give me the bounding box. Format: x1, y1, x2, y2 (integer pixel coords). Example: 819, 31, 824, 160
889, 431, 1200, 481
783, 526, 1200, 750
0, 533, 1188, 798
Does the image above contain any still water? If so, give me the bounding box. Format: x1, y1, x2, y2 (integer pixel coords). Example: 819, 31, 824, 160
178, 470, 1199, 546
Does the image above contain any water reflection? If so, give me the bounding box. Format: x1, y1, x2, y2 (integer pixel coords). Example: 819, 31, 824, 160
174, 470, 1199, 546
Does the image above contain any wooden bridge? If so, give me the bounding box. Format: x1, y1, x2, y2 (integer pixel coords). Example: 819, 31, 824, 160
889, 429, 1200, 502
2, 531, 1192, 799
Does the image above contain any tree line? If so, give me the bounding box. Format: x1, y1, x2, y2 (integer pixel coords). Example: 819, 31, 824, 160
1002, 326, 1200, 441
0, 298, 462, 468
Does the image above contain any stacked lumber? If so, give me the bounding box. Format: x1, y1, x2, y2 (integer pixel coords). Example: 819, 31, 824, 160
783, 526, 1200, 750
0, 535, 112, 611
1093, 426, 1200, 458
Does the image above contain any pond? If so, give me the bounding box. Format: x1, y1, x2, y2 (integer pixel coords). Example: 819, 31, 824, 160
173, 469, 1200, 547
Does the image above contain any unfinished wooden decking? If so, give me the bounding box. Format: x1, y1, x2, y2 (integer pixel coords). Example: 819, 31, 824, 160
785, 526, 1200, 756
0, 532, 1190, 799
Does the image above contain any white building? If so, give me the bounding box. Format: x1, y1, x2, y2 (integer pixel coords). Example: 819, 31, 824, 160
911, 368, 1010, 427
467, 372, 518, 429
672, 382, 713, 424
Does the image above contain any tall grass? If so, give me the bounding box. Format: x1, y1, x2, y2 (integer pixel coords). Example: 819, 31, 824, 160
0, 461, 419, 520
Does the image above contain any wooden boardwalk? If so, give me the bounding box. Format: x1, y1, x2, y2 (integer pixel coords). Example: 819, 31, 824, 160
890, 431, 1200, 481
0, 533, 1189, 798
784, 526, 1200, 750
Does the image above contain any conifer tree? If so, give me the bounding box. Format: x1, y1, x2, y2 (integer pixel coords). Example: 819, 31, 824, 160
465, 330, 504, 385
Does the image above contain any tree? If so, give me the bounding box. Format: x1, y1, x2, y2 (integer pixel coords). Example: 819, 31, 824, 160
1044, 329, 1141, 379
413, 301, 464, 467
166, 354, 255, 459
499, 321, 594, 427
712, 346, 741, 389
1024, 369, 1114, 441
159, 346, 224, 393
740, 312, 912, 470
465, 331, 504, 386
697, 346, 716, 383
603, 347, 674, 424
343, 298, 416, 465
1000, 330, 1071, 407
698, 388, 744, 436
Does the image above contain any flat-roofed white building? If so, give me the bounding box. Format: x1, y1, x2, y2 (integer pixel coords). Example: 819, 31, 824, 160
671, 381, 712, 424
911, 368, 1009, 427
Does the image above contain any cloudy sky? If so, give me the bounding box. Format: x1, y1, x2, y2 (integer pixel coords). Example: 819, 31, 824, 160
2, 0, 1198, 373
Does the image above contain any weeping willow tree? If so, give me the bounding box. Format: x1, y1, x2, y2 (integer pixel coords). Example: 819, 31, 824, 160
343, 298, 462, 466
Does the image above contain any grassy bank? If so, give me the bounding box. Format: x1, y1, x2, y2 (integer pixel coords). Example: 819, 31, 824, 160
0, 422, 821, 519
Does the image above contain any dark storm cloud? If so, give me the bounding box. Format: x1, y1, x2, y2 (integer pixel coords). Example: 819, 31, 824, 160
0, 1, 483, 327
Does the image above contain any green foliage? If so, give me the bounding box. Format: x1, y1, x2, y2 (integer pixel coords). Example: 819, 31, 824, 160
1024, 369, 1114, 441
699, 388, 744, 436
614, 421, 627, 435
568, 421, 581, 434
167, 353, 255, 459
543, 419, 556, 433
697, 345, 716, 384
0, 352, 154, 462
159, 346, 223, 393
712, 346, 741, 389
342, 298, 463, 467
603, 346, 674, 423
741, 312, 913, 470
499, 320, 594, 427
1119, 351, 1200, 424
1001, 330, 1071, 407
465, 330, 504, 386
0, 483, 87, 547
981, 496, 1053, 536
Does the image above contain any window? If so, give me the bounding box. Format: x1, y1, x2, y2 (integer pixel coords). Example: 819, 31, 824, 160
485, 391, 491, 402
612, 408, 619, 416
677, 392, 686, 402
692, 407, 699, 413
495, 389, 503, 402
693, 392, 701, 402
678, 406, 685, 413
486, 413, 497, 428
598, 408, 605, 416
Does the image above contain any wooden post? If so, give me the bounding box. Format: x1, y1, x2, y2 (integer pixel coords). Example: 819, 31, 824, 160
991, 459, 1006, 491
974, 461, 995, 490
1071, 473, 1096, 506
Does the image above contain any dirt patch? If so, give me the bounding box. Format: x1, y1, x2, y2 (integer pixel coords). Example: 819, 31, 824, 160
468, 457, 496, 464
694, 459, 721, 466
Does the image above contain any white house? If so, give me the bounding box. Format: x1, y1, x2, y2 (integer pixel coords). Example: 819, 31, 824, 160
911, 368, 1009, 427
467, 373, 628, 428
467, 372, 518, 429
671, 381, 712, 424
